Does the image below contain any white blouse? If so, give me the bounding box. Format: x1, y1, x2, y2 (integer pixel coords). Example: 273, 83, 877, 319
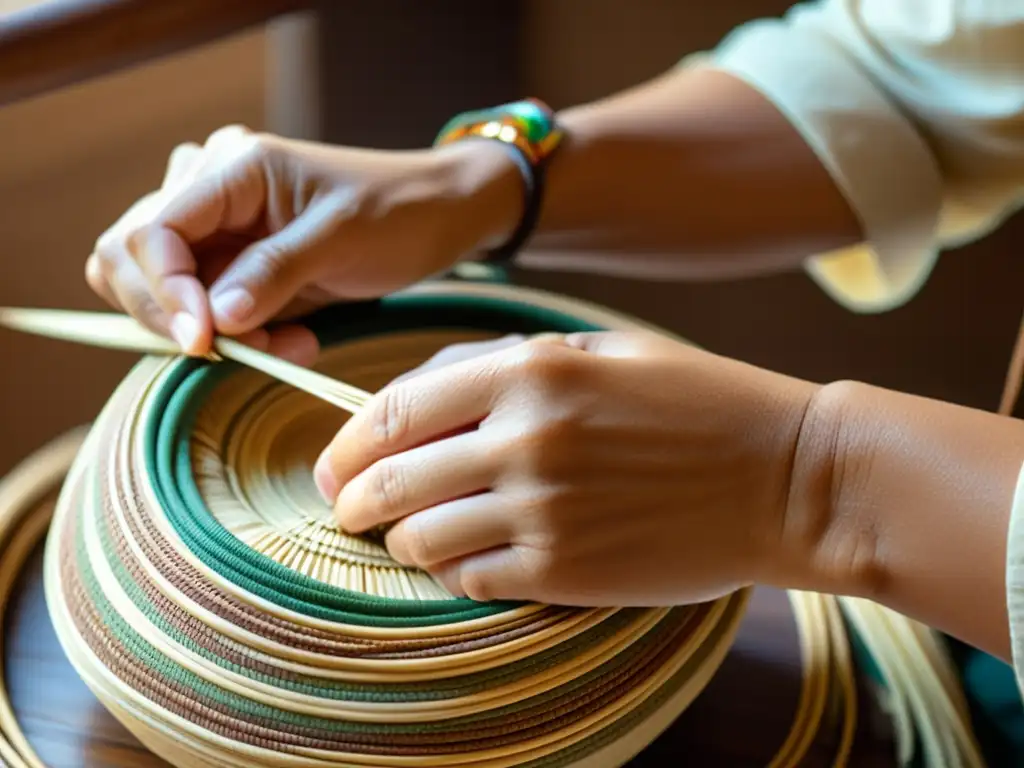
688, 0, 1024, 692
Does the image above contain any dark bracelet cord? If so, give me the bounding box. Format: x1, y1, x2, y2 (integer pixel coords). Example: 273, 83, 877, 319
479, 139, 547, 264
433, 98, 564, 266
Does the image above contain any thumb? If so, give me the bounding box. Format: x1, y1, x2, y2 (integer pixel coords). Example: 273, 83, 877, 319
206, 197, 339, 335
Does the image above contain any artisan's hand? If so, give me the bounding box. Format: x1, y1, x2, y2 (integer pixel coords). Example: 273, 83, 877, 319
86, 125, 521, 362
313, 332, 819, 606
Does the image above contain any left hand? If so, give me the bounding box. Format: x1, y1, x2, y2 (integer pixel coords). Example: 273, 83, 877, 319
314, 331, 816, 606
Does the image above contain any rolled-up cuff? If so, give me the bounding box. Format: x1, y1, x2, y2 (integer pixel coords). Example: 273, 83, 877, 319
692, 17, 946, 313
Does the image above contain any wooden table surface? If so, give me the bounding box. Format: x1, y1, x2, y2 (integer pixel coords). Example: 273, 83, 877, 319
5, 533, 899, 768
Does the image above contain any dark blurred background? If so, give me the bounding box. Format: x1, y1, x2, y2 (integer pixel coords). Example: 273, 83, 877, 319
1, 0, 1022, 476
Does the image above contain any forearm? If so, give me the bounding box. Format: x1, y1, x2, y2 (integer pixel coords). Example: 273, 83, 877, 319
787, 380, 1024, 661
463, 66, 863, 280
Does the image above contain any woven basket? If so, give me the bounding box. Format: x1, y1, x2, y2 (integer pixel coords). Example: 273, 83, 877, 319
0, 280, 988, 767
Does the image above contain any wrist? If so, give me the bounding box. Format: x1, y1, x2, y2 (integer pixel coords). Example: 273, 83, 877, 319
769, 380, 869, 597
781, 379, 1017, 604
784, 380, 1022, 658
431, 140, 525, 259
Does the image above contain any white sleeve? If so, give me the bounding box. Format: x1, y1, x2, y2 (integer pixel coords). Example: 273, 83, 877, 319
1008, 464, 1024, 708
687, 0, 1024, 313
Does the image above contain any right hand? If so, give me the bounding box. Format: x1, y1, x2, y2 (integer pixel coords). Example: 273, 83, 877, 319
87, 125, 521, 363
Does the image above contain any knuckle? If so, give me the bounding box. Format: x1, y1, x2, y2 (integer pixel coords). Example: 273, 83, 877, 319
204, 125, 281, 174
506, 431, 549, 476
228, 243, 296, 295
504, 339, 555, 372
123, 224, 156, 261
236, 131, 280, 168
84, 257, 110, 297
93, 231, 120, 264
459, 570, 493, 603
517, 489, 561, 532
168, 141, 201, 165
511, 545, 560, 596
535, 414, 584, 449
399, 519, 435, 567
123, 190, 166, 232
95, 192, 167, 265
525, 547, 558, 580
248, 241, 290, 279
367, 387, 410, 449
121, 288, 165, 329
504, 341, 580, 394
93, 249, 117, 279
248, 131, 278, 155
365, 460, 406, 517
204, 123, 252, 147
509, 416, 584, 478
163, 144, 203, 189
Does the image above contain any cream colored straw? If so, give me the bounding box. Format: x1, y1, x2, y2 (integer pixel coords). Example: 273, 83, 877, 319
0, 307, 372, 414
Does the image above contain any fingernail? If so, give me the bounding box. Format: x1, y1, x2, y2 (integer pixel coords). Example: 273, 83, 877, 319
313, 449, 339, 504
169, 313, 199, 353
210, 287, 254, 326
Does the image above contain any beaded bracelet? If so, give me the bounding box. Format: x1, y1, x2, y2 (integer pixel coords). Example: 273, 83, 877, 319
434, 98, 564, 264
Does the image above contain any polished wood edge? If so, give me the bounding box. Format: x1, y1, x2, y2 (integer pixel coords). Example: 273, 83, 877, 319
0, 0, 314, 107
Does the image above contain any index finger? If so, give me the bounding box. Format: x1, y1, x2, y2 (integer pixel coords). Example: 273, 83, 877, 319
130, 128, 268, 351
313, 346, 514, 504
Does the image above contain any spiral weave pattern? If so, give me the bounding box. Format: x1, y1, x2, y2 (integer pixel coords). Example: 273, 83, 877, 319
42, 285, 749, 767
